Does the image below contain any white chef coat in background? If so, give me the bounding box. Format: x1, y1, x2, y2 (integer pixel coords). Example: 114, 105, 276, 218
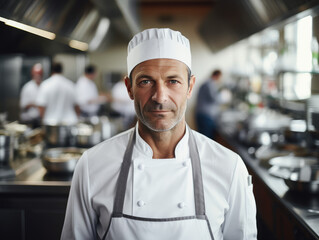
75, 76, 100, 116
111, 80, 135, 117
61, 125, 257, 240
36, 74, 78, 125
20, 79, 40, 122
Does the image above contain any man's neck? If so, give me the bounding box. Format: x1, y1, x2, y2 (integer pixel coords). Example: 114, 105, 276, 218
138, 120, 186, 159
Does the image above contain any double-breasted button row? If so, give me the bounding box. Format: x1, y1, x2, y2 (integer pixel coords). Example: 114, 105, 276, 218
136, 200, 186, 209
137, 162, 188, 171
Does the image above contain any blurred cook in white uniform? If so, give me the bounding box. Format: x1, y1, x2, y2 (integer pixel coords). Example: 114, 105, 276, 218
111, 77, 136, 128
61, 28, 257, 240
36, 62, 79, 125
20, 63, 43, 128
76, 65, 107, 117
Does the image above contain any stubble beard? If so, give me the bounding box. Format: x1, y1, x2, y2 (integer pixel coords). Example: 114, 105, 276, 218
135, 101, 187, 132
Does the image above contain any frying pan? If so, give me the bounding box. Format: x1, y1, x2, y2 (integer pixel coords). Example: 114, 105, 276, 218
42, 147, 86, 174
269, 155, 319, 194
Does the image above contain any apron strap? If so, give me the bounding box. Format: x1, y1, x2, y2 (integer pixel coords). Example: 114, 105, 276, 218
188, 127, 206, 217
112, 129, 136, 216
113, 126, 206, 218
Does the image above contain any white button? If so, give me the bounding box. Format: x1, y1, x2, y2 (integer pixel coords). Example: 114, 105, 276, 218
137, 200, 145, 207
182, 161, 188, 167
138, 164, 145, 171
178, 202, 186, 209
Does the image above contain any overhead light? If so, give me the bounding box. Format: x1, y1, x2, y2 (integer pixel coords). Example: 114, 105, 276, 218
69, 39, 88, 51
89, 18, 110, 51
0, 16, 56, 40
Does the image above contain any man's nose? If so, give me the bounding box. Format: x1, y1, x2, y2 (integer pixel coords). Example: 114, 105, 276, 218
151, 83, 168, 103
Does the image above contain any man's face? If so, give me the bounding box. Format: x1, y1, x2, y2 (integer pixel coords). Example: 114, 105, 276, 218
126, 58, 195, 132
32, 69, 43, 85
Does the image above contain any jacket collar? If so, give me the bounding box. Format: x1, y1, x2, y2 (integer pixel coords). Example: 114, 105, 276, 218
133, 123, 190, 160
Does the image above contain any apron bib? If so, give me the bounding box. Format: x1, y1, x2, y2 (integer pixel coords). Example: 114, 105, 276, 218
103, 128, 214, 240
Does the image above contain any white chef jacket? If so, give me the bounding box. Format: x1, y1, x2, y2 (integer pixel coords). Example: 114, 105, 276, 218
61, 125, 257, 240
75, 76, 99, 116
20, 79, 40, 121
36, 74, 78, 125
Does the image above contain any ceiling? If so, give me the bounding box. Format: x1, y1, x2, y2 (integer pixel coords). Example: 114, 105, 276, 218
0, 0, 318, 55
139, 0, 215, 17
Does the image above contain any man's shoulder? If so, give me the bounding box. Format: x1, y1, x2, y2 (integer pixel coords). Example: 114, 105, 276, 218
191, 129, 238, 158
75, 76, 86, 86
62, 76, 75, 86
197, 81, 210, 94
38, 78, 51, 91
21, 80, 34, 91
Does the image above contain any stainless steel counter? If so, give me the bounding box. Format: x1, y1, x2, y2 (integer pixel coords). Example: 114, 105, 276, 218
0, 154, 71, 195
219, 129, 319, 239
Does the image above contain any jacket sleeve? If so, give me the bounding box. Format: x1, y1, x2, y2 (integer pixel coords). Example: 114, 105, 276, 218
223, 155, 258, 240
61, 151, 97, 240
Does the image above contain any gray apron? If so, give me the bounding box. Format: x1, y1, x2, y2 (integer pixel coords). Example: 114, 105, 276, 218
103, 128, 214, 240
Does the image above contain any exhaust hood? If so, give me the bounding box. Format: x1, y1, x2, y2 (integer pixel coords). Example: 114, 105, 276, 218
199, 0, 319, 52
0, 0, 140, 54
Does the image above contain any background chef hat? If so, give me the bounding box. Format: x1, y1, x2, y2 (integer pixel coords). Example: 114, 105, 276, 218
127, 28, 191, 76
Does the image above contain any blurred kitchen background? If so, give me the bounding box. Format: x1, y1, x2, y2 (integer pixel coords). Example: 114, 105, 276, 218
1, 0, 319, 240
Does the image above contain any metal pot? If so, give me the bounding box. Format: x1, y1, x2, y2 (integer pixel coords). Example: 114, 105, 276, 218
43, 124, 73, 147
42, 147, 86, 173
70, 123, 102, 148
284, 165, 319, 194
0, 130, 11, 148
268, 155, 319, 194
0, 130, 13, 166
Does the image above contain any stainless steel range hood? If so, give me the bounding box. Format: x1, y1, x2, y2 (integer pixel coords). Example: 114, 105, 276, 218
199, 0, 319, 52
0, 0, 140, 53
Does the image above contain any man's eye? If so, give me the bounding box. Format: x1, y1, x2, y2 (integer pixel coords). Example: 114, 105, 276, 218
139, 80, 151, 85
169, 80, 178, 84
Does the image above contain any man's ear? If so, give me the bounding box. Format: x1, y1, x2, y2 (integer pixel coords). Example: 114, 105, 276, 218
187, 75, 196, 99
124, 76, 134, 100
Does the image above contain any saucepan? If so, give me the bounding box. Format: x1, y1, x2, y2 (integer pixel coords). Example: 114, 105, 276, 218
42, 147, 86, 174
70, 123, 101, 148
283, 165, 319, 194
268, 155, 319, 194
43, 124, 73, 147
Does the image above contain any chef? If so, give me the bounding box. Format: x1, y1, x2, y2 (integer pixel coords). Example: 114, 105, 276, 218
36, 62, 79, 125
20, 63, 43, 128
75, 65, 107, 117
61, 28, 257, 240
111, 77, 136, 129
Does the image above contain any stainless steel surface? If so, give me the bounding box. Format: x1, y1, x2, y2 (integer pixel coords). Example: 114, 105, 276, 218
0, 0, 140, 53
71, 123, 101, 147
0, 130, 11, 148
284, 165, 319, 194
0, 148, 11, 165
44, 124, 73, 147
0, 130, 13, 165
219, 130, 319, 238
42, 147, 85, 174
269, 155, 318, 169
0, 55, 23, 121
307, 95, 319, 132
0, 156, 71, 194
199, 0, 319, 52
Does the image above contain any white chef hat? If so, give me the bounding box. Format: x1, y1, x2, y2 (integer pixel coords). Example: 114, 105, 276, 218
127, 28, 191, 76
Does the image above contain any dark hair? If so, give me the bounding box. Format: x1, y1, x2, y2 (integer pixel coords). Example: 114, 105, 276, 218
212, 70, 221, 77
85, 65, 96, 74
51, 62, 63, 74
